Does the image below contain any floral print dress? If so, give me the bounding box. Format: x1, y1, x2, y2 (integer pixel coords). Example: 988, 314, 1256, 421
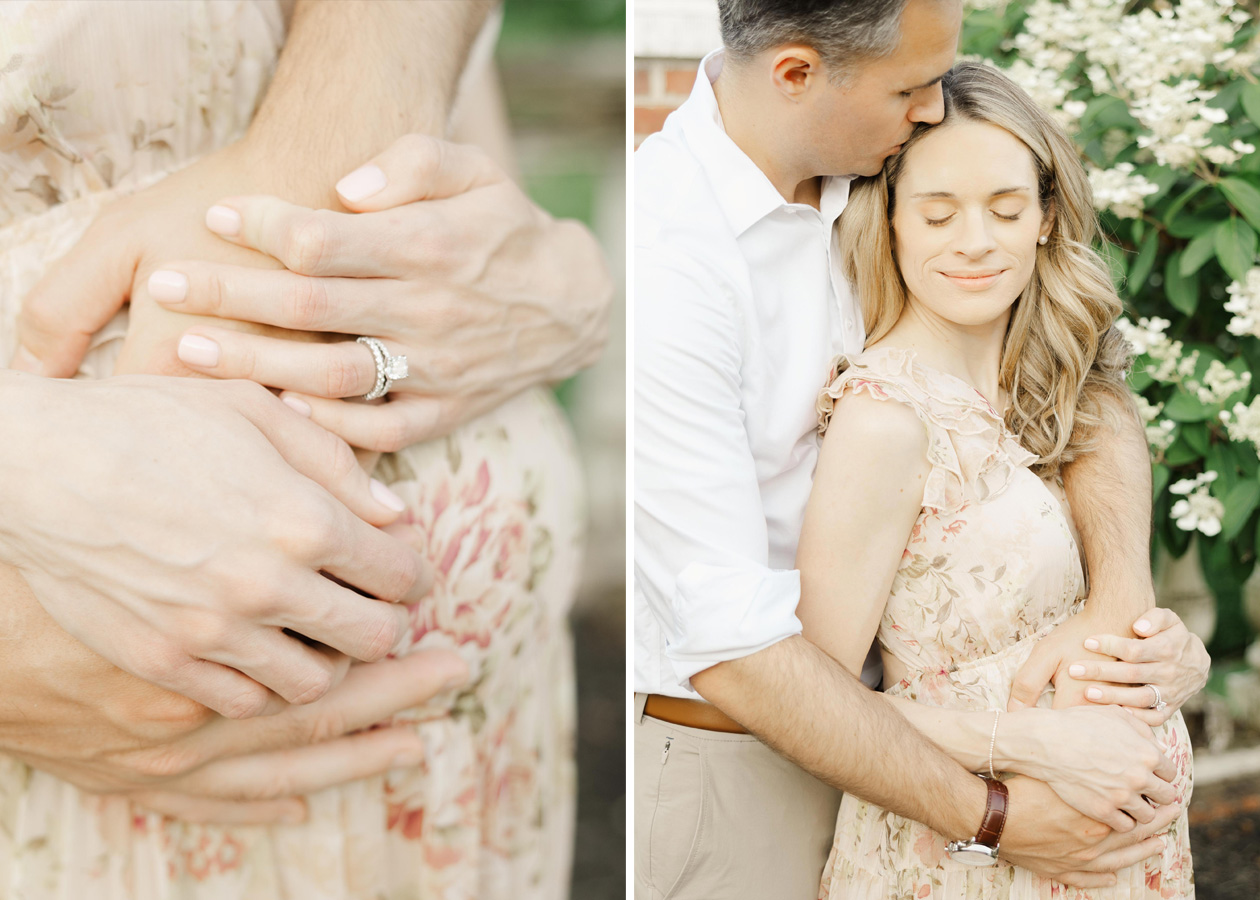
814, 348, 1193, 900
0, 2, 582, 898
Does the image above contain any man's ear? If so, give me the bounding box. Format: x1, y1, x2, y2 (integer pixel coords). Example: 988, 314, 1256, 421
769, 44, 824, 101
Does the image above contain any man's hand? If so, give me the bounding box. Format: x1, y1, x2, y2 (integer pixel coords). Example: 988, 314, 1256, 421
141, 134, 612, 448
1000, 706, 1176, 831
999, 775, 1180, 888
0, 371, 432, 719
1068, 607, 1210, 726
0, 563, 466, 825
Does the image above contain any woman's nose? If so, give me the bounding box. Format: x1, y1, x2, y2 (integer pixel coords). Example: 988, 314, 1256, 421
955, 210, 997, 258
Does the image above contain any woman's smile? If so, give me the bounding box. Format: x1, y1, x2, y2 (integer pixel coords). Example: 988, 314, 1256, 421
938, 268, 1007, 290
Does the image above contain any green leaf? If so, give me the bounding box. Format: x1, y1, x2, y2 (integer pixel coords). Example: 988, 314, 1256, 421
1152, 463, 1171, 501
1163, 181, 1209, 233
1163, 436, 1201, 467
1221, 480, 1260, 542
1167, 212, 1219, 240
1099, 239, 1127, 290
1214, 217, 1258, 284
1129, 367, 1154, 392
1243, 82, 1260, 130
1219, 178, 1260, 234
1164, 390, 1212, 422
1181, 229, 1218, 276
1163, 251, 1199, 315
1128, 229, 1159, 294
1181, 422, 1210, 455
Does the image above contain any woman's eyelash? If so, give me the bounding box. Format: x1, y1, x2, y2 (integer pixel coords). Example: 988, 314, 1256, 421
923, 211, 1024, 226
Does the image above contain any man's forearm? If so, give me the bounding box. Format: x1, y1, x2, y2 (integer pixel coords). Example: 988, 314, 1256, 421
244, 0, 495, 206
1062, 392, 1153, 626
691, 635, 987, 841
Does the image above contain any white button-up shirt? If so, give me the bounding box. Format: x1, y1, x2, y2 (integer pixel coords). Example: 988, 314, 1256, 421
635, 50, 873, 698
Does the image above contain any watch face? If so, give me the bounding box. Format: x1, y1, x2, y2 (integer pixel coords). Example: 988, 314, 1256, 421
948, 846, 999, 867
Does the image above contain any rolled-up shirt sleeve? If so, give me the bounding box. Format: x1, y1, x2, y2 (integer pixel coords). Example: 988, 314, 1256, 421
635, 249, 802, 692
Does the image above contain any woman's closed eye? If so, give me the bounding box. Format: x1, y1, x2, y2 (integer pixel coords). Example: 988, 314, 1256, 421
923, 208, 1026, 227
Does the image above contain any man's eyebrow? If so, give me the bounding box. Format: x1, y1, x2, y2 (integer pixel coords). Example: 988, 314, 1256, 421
908, 187, 1033, 200
901, 72, 948, 93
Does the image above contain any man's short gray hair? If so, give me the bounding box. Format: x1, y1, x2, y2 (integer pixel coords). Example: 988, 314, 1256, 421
717, 0, 911, 83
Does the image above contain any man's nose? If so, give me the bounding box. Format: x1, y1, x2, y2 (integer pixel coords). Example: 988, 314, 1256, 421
910, 83, 945, 126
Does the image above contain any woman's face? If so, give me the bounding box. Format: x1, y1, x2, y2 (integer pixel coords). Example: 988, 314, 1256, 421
891, 120, 1049, 330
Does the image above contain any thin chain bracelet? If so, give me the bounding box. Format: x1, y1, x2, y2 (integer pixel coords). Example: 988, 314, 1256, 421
988, 709, 1001, 779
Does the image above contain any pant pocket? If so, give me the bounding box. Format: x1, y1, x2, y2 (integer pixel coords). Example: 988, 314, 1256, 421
641, 732, 706, 900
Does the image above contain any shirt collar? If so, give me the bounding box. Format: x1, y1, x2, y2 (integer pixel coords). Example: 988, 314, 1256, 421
679, 49, 853, 237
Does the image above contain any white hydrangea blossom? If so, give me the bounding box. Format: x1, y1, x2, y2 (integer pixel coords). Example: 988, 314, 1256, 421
1188, 359, 1251, 405
1130, 80, 1229, 170
1225, 267, 1260, 339
1087, 163, 1160, 218
1004, 0, 1248, 170
1169, 471, 1223, 536
1220, 396, 1260, 454
1115, 316, 1195, 384
1135, 396, 1177, 453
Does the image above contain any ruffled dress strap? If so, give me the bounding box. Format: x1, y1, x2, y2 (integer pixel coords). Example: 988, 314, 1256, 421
815, 346, 1038, 514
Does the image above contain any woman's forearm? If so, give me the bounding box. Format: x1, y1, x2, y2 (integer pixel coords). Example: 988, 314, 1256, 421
883, 696, 1050, 778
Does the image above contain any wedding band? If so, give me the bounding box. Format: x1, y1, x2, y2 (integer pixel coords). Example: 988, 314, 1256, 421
357, 336, 409, 401
1146, 683, 1167, 712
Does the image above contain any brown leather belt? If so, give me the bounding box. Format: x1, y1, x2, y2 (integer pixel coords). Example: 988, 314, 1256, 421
643, 694, 748, 734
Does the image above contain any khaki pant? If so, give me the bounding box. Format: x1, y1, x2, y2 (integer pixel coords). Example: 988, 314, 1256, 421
633, 694, 842, 900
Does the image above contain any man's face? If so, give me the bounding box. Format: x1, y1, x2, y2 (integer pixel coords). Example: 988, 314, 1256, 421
803, 0, 962, 177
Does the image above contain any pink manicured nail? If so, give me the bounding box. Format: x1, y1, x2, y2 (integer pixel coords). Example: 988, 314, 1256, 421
1135, 618, 1152, 634
336, 164, 387, 202
9, 345, 42, 375
1068, 664, 1085, 678
282, 395, 312, 417
370, 478, 406, 512
205, 205, 242, 236
1083, 638, 1100, 651
148, 269, 188, 303
1086, 687, 1103, 700
177, 334, 220, 367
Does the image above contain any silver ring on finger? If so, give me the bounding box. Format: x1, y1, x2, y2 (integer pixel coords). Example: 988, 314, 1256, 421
357, 336, 409, 401
1146, 683, 1167, 712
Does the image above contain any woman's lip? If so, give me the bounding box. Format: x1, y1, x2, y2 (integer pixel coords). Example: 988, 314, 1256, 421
940, 270, 1005, 290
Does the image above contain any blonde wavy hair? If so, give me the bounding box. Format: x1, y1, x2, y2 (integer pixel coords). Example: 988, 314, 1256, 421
837, 61, 1132, 477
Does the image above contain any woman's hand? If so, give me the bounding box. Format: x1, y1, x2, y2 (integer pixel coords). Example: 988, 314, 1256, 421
1067, 607, 1210, 726
1007, 606, 1121, 711
144, 134, 613, 449
999, 706, 1177, 831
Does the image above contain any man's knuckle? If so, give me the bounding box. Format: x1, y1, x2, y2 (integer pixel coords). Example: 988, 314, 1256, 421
358, 613, 401, 662
288, 666, 335, 706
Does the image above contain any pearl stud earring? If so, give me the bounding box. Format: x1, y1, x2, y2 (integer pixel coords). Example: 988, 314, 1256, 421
1038, 235, 1048, 245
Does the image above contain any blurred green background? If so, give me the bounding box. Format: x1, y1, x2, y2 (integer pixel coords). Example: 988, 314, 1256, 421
498, 3, 625, 898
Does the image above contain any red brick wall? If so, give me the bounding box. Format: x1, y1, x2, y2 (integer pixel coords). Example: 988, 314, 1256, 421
634, 57, 703, 148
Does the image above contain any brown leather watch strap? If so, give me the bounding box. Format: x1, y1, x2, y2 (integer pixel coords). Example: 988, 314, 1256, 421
975, 777, 1010, 848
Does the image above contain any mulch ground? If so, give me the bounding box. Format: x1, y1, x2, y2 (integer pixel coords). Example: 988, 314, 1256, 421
1189, 774, 1260, 898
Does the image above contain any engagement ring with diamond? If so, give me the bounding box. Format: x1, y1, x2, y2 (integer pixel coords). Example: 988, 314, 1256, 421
357, 336, 409, 401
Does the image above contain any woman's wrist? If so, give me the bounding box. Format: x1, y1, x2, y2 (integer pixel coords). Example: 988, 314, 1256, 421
991, 707, 1060, 782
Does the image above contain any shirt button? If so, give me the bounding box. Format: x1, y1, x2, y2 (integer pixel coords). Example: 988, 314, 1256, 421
844, 318, 854, 330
